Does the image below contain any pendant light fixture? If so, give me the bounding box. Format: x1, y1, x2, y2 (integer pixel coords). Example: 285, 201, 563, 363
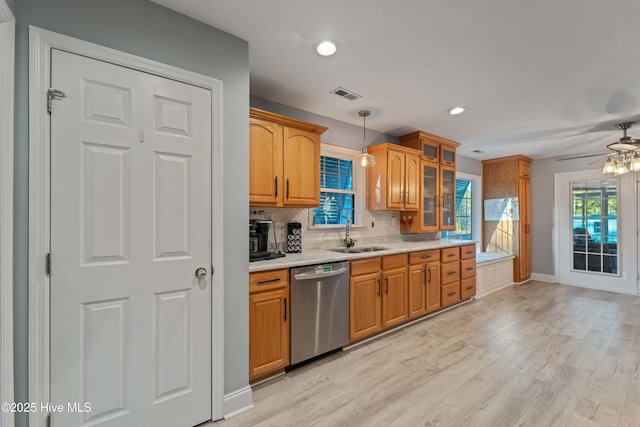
354, 110, 376, 167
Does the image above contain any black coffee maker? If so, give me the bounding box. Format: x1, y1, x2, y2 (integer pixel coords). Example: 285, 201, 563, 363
249, 219, 285, 262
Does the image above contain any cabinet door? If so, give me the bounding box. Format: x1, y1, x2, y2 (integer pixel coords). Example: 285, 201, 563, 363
420, 160, 439, 232
387, 150, 406, 209
349, 272, 382, 342
408, 264, 426, 318
282, 127, 320, 207
249, 118, 282, 206
440, 165, 456, 230
382, 267, 408, 328
404, 153, 420, 210
425, 261, 441, 312
249, 288, 289, 382
518, 177, 531, 281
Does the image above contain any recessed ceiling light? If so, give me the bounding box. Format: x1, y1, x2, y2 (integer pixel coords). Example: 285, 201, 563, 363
448, 106, 467, 115
316, 41, 337, 56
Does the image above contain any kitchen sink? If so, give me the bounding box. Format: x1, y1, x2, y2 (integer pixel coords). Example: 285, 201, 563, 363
326, 246, 388, 253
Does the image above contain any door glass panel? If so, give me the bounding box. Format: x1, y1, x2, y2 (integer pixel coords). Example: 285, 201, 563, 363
422, 163, 437, 228
441, 168, 455, 227
571, 179, 617, 274
423, 144, 438, 159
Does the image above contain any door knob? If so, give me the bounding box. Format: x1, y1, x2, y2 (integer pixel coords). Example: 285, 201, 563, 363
195, 267, 208, 279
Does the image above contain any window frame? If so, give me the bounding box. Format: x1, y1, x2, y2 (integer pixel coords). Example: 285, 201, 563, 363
308, 144, 366, 230
441, 172, 482, 248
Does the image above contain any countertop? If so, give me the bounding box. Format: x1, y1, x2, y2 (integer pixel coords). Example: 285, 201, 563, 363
249, 239, 492, 272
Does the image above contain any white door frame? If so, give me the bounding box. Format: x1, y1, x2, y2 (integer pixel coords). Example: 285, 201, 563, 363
554, 169, 638, 294
0, 2, 15, 427
28, 26, 225, 426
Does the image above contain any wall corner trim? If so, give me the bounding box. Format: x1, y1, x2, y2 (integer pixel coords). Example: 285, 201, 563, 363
223, 386, 254, 419
0, 2, 15, 427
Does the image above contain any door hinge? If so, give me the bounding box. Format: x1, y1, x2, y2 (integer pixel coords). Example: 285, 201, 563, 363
45, 253, 51, 277
47, 88, 66, 114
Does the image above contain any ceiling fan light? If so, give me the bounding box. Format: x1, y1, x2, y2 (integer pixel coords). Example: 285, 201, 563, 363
630, 157, 640, 171
602, 159, 616, 174
614, 162, 629, 175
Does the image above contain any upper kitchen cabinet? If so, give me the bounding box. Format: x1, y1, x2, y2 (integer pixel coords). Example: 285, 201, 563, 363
366, 143, 420, 211
398, 131, 459, 232
249, 108, 327, 207
398, 131, 459, 167
482, 155, 532, 283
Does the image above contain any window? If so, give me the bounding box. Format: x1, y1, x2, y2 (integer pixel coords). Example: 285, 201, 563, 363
442, 179, 473, 240
571, 179, 618, 274
310, 145, 363, 227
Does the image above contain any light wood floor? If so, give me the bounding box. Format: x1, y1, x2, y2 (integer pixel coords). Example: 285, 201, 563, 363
213, 281, 640, 427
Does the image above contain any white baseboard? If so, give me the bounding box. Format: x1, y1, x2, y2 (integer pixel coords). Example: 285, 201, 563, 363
530, 273, 556, 283
223, 385, 254, 419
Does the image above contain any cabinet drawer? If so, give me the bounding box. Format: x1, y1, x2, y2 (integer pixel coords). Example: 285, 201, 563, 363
461, 258, 477, 279
409, 249, 439, 265
441, 247, 460, 262
460, 244, 476, 260
382, 253, 408, 270
441, 282, 461, 307
250, 269, 289, 293
441, 261, 460, 285
461, 277, 476, 300
350, 257, 381, 276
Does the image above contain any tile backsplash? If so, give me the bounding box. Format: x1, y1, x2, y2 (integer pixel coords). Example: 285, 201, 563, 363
250, 207, 439, 252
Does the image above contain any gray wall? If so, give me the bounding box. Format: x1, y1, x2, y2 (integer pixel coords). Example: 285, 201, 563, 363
530, 155, 600, 276
5, 0, 13, 12
13, 1, 249, 425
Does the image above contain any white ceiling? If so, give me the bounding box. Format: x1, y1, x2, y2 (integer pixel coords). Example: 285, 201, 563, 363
152, 0, 640, 160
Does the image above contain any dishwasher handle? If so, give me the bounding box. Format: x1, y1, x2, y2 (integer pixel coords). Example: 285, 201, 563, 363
294, 267, 348, 281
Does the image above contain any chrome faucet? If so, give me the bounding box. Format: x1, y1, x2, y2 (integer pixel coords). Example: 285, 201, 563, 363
344, 213, 355, 248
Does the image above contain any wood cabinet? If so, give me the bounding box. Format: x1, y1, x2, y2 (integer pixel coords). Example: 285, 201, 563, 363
249, 107, 327, 207
349, 254, 408, 342
398, 131, 460, 232
408, 249, 441, 318
440, 247, 461, 307
482, 155, 532, 282
460, 244, 477, 300
249, 269, 289, 383
366, 143, 420, 211
381, 254, 409, 328
349, 257, 382, 342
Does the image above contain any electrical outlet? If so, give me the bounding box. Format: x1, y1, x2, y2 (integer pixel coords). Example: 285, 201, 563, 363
391, 216, 397, 226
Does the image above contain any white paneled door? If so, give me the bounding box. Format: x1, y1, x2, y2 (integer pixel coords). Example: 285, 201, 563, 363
50, 49, 212, 426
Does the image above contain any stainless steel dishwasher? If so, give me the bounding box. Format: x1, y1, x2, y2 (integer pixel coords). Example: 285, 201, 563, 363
290, 261, 349, 365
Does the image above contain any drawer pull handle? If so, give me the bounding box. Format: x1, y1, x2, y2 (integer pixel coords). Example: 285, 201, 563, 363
421, 255, 432, 259
257, 278, 281, 285
466, 286, 474, 290
466, 267, 474, 271
447, 291, 456, 296
447, 254, 455, 257
448, 271, 456, 276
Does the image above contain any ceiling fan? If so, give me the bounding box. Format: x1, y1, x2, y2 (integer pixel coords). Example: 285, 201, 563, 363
555, 122, 640, 170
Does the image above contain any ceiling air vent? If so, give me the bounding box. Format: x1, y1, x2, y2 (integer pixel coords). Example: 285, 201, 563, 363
330, 87, 362, 101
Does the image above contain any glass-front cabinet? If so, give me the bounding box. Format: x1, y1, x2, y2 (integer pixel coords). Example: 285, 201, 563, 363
421, 160, 439, 231
440, 166, 456, 230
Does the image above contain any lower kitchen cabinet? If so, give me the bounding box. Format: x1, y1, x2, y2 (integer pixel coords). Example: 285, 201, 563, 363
349, 258, 382, 342
408, 249, 440, 318
460, 244, 477, 300
440, 247, 461, 307
381, 254, 409, 328
249, 269, 289, 383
